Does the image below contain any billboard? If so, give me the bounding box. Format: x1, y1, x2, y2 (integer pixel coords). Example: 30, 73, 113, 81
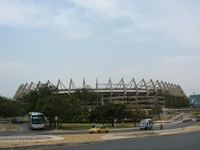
189, 95, 200, 107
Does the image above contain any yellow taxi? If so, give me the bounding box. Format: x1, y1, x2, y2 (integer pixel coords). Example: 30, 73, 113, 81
89, 126, 109, 134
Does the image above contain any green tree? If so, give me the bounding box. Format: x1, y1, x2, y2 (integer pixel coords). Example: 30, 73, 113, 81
74, 89, 100, 106
17, 86, 53, 114
89, 103, 127, 127
89, 105, 106, 123
132, 107, 147, 126
150, 104, 163, 119
104, 103, 126, 127
16, 86, 89, 127
0, 96, 25, 118
163, 94, 189, 108
35, 94, 88, 128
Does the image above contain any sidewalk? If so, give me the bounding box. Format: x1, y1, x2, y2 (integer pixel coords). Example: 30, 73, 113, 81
103, 123, 200, 140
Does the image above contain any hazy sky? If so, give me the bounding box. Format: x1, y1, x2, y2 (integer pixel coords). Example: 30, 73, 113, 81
0, 0, 200, 97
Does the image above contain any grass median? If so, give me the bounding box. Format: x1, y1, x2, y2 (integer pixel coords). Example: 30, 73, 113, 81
59, 123, 135, 130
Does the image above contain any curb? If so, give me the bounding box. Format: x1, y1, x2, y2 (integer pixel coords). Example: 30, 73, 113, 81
0, 135, 64, 142
102, 124, 200, 141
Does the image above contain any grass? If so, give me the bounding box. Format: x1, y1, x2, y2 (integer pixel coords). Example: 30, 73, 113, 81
60, 123, 136, 130
60, 123, 93, 130
0, 123, 19, 131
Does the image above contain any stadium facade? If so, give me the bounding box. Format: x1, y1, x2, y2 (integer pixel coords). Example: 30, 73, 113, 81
14, 78, 186, 109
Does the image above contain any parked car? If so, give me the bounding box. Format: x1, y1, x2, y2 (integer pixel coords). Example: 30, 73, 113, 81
89, 126, 109, 134
195, 116, 200, 121
192, 115, 200, 122
139, 119, 153, 130
11, 117, 23, 124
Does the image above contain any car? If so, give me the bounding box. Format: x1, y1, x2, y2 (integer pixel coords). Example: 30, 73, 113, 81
139, 119, 153, 130
192, 115, 200, 122
89, 126, 109, 134
11, 117, 23, 124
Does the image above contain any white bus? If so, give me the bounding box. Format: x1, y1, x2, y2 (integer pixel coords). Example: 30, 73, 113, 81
28, 112, 45, 129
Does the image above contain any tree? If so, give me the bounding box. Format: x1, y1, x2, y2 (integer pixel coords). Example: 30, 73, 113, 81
17, 85, 52, 112
17, 86, 89, 127
163, 94, 189, 108
104, 103, 126, 127
0, 96, 25, 118
35, 94, 88, 128
89, 103, 127, 127
74, 89, 100, 106
89, 105, 106, 123
150, 104, 163, 119
132, 107, 147, 126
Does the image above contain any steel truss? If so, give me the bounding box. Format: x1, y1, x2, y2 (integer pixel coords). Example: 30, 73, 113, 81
14, 78, 186, 109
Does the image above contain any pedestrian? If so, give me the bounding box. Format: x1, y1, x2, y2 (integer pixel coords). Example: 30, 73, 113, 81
160, 123, 163, 130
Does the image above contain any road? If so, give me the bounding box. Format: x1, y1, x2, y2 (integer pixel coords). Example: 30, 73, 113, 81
0, 121, 196, 136
37, 131, 200, 150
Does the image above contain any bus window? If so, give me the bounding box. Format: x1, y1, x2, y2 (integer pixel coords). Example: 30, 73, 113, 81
32, 115, 44, 124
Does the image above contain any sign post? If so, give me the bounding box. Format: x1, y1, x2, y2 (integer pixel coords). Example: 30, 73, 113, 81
55, 116, 58, 130
114, 119, 117, 128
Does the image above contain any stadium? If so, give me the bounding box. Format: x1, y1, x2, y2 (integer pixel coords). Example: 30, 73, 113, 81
14, 78, 186, 109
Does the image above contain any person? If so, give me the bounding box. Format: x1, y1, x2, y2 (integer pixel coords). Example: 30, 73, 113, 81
160, 123, 163, 130
92, 122, 96, 128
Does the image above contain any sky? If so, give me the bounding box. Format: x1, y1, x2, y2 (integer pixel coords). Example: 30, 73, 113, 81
0, 0, 200, 97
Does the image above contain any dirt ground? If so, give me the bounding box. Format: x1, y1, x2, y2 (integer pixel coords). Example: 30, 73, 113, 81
0, 134, 103, 149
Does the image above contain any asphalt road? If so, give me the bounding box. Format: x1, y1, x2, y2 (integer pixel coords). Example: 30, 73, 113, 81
38, 131, 200, 150
0, 121, 196, 136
